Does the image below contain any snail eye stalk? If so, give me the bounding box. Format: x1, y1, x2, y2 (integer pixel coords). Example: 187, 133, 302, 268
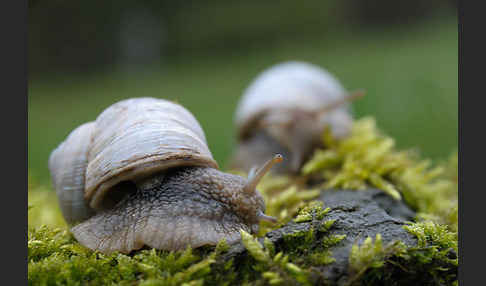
245, 154, 283, 194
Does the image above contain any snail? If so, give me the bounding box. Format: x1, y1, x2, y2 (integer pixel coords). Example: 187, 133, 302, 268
231, 61, 364, 174
48, 97, 282, 254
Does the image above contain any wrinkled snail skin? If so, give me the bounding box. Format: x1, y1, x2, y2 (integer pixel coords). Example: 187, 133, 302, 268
49, 97, 281, 254
72, 167, 266, 254
232, 61, 359, 174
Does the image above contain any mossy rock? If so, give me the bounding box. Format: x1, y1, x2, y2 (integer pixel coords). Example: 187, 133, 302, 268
28, 117, 458, 285
215, 189, 456, 285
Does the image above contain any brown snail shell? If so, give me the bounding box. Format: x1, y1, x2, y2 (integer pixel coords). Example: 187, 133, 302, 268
49, 97, 280, 254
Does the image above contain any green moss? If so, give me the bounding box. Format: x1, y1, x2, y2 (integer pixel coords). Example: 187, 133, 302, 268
321, 234, 346, 248
319, 219, 336, 233
348, 234, 407, 284
232, 202, 349, 284
283, 227, 315, 252
258, 185, 321, 235
403, 221, 458, 263
240, 230, 272, 264
213, 238, 230, 255
28, 186, 66, 229
303, 117, 458, 228
345, 221, 457, 285
279, 204, 347, 272
240, 229, 312, 285
293, 201, 330, 223
308, 251, 336, 266
28, 228, 218, 285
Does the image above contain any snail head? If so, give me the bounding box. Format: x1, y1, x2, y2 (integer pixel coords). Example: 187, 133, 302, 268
228, 154, 283, 232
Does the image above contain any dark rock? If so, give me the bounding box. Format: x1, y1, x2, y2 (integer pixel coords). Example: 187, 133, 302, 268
313, 189, 417, 284
220, 189, 419, 285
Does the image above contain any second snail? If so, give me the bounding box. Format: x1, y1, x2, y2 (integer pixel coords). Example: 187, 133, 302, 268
231, 61, 364, 175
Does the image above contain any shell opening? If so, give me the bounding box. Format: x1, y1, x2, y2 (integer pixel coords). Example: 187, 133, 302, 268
244, 154, 283, 194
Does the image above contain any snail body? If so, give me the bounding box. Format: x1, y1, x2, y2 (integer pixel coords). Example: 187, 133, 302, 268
232, 61, 363, 174
49, 97, 280, 254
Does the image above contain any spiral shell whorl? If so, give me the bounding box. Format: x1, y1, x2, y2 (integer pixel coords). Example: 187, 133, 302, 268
48, 122, 95, 224
84, 98, 218, 209
49, 97, 218, 220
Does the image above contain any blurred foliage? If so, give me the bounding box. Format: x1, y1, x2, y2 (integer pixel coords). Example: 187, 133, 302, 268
28, 178, 65, 229
28, 0, 456, 73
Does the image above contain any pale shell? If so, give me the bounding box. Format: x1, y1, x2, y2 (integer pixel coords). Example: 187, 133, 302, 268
49, 97, 218, 221
48, 122, 95, 224
234, 61, 352, 138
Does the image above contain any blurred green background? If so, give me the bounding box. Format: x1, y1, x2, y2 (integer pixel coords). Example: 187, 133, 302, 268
28, 0, 457, 185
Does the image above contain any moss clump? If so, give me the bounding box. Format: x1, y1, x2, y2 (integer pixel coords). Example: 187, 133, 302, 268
345, 221, 457, 286
240, 212, 344, 285
403, 221, 458, 265
347, 234, 407, 285
303, 117, 403, 200
28, 226, 219, 285
293, 201, 330, 223
277, 203, 347, 270
259, 185, 321, 235
303, 117, 458, 229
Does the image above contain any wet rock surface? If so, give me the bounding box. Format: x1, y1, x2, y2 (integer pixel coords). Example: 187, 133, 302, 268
221, 188, 419, 285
